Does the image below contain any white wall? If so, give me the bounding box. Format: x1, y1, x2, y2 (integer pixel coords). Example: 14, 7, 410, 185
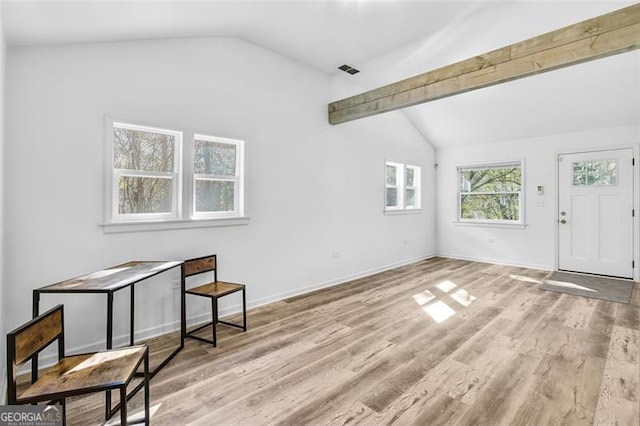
436, 124, 639, 275
4, 37, 435, 356
0, 0, 6, 404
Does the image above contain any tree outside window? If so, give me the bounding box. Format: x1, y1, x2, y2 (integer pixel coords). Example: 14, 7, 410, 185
112, 123, 181, 220
108, 121, 244, 224
458, 163, 522, 223
193, 135, 244, 217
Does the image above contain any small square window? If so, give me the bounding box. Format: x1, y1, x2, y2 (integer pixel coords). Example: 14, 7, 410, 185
385, 162, 421, 211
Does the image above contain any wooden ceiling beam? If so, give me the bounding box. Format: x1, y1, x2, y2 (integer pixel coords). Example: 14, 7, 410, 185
328, 3, 640, 125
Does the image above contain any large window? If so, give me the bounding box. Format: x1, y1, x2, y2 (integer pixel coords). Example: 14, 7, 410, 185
385, 161, 421, 211
106, 121, 245, 225
458, 162, 523, 223
112, 123, 182, 221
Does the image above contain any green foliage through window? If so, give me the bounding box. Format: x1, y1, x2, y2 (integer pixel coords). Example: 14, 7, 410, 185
459, 165, 522, 222
572, 160, 617, 186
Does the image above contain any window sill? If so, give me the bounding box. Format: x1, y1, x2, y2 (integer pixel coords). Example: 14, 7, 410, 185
101, 217, 250, 234
453, 220, 527, 229
384, 209, 422, 216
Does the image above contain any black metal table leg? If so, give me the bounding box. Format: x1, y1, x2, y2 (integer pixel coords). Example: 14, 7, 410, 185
181, 267, 186, 346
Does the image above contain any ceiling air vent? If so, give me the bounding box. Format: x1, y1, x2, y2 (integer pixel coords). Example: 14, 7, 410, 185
338, 64, 360, 75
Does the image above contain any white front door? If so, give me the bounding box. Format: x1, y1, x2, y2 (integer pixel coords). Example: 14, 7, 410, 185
558, 149, 634, 278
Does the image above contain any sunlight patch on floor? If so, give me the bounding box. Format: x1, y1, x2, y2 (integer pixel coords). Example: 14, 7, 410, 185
509, 274, 542, 284
450, 289, 477, 307
545, 280, 597, 293
413, 279, 479, 323
412, 290, 436, 306
436, 280, 457, 293
423, 301, 456, 323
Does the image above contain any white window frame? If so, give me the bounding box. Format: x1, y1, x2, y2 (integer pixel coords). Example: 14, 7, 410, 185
109, 122, 183, 223
103, 117, 248, 232
457, 160, 524, 225
405, 165, 421, 210
192, 134, 245, 219
385, 161, 404, 211
385, 161, 421, 212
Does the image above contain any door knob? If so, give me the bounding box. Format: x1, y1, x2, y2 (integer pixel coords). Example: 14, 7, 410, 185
560, 219, 567, 224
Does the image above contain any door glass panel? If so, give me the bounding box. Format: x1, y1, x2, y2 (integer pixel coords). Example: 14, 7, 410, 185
572, 160, 617, 186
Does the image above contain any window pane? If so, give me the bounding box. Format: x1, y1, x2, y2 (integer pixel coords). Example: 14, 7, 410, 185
195, 180, 235, 212
114, 127, 175, 172
572, 162, 586, 185
573, 160, 617, 186
386, 188, 398, 207
406, 188, 416, 206
194, 140, 237, 176
406, 167, 415, 187
118, 176, 173, 214
386, 165, 397, 185
460, 167, 521, 193
461, 194, 520, 221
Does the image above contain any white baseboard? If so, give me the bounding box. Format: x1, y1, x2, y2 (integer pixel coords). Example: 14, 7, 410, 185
35, 253, 435, 368
436, 253, 552, 272
245, 253, 436, 312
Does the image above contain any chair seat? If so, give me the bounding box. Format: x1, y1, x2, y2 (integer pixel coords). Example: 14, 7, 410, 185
186, 281, 244, 298
19, 346, 147, 402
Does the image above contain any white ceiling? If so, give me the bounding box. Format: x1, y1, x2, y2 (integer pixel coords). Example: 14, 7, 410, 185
2, 0, 499, 73
3, 0, 639, 148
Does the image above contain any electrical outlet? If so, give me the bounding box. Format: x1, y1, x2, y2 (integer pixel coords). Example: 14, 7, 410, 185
403, 239, 409, 245
332, 250, 341, 258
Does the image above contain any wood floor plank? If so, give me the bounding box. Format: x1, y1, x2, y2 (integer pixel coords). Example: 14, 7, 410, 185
594, 325, 640, 425
455, 352, 544, 425
52, 258, 639, 426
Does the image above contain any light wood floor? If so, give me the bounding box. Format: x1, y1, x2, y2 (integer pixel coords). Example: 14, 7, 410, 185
64, 257, 639, 425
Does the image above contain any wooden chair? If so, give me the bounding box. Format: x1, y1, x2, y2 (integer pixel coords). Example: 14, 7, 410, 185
183, 254, 247, 346
6, 305, 150, 426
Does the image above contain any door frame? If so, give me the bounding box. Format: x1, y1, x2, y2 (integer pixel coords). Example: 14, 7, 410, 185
555, 144, 639, 281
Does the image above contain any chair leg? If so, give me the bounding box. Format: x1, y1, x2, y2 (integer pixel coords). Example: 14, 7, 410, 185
211, 298, 217, 347
61, 399, 67, 426
120, 387, 127, 426
105, 390, 111, 421
144, 349, 150, 426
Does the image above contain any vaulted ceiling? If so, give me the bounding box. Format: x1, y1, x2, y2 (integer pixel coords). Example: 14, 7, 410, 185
3, 0, 638, 148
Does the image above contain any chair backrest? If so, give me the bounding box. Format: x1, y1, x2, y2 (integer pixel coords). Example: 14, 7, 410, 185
6, 304, 65, 403
183, 255, 217, 281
